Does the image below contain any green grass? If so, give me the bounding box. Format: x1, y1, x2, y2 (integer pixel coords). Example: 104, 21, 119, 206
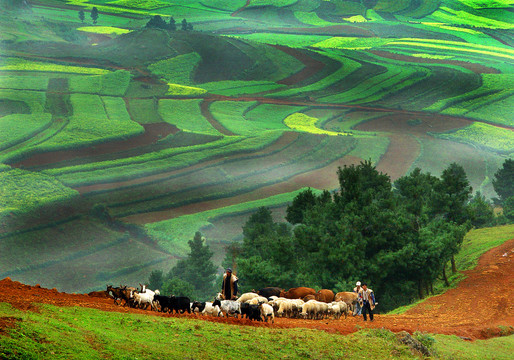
200, 80, 285, 96
432, 333, 514, 360
0, 169, 78, 220
434, 122, 514, 154
48, 133, 288, 187
70, 70, 132, 96
158, 99, 220, 135
108, 0, 171, 10
295, 11, 335, 26
228, 33, 330, 48
210, 101, 259, 135
148, 52, 202, 85
429, 6, 514, 29
313, 37, 394, 50
0, 58, 110, 75
35, 94, 143, 151
247, 104, 306, 129
0, 75, 48, 91
201, 0, 247, 11
0, 113, 53, 152
0, 303, 430, 360
248, 0, 298, 8
146, 188, 322, 255
320, 62, 429, 104
0, 90, 47, 113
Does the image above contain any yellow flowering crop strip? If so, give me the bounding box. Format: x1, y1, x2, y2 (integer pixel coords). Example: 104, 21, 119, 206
166, 83, 207, 96
0, 58, 110, 74
284, 113, 350, 136
77, 26, 131, 35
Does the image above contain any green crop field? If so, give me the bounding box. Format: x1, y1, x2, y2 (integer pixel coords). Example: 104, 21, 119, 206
158, 99, 219, 135
0, 0, 513, 326
434, 122, 514, 155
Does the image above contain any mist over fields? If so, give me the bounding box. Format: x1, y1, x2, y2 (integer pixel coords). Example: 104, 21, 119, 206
0, 0, 512, 293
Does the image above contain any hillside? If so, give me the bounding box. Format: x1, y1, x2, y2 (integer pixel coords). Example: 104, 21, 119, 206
0, 226, 513, 359
0, 0, 512, 292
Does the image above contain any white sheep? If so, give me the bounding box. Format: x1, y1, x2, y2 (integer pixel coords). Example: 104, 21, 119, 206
248, 296, 268, 305
237, 292, 259, 303
260, 303, 274, 323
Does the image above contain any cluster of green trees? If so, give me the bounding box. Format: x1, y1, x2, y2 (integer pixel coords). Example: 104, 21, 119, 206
148, 232, 216, 301
147, 159, 512, 310
145, 15, 193, 31
78, 8, 98, 24
227, 160, 512, 311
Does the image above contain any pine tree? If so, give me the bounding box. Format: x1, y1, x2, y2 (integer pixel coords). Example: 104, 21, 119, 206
169, 16, 176, 31
78, 10, 85, 24
493, 159, 514, 203
90, 7, 99, 24
181, 18, 187, 31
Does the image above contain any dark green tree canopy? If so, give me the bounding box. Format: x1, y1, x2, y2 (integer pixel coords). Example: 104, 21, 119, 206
90, 6, 98, 24
78, 10, 85, 23
231, 161, 482, 311
493, 159, 514, 203
158, 232, 217, 300
146, 15, 167, 29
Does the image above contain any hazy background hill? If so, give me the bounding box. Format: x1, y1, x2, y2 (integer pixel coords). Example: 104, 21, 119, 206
0, 0, 512, 292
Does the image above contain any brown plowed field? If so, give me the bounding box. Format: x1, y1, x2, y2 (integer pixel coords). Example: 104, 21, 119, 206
12, 123, 178, 168
121, 154, 362, 224
1, 239, 512, 340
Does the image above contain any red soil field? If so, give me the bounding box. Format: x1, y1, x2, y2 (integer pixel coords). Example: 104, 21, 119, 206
121, 154, 362, 224
375, 134, 420, 181
1, 239, 512, 340
75, 131, 299, 194
272, 45, 326, 86
12, 122, 178, 168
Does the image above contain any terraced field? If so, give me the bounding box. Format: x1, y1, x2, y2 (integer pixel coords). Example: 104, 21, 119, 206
0, 0, 512, 292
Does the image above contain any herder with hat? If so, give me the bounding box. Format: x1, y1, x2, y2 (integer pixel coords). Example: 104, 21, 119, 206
221, 268, 238, 300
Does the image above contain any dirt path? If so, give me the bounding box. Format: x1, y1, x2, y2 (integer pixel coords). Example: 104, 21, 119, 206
1, 239, 512, 340
271, 45, 326, 86
200, 100, 236, 136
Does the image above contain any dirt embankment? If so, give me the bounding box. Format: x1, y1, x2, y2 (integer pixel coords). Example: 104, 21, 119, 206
1, 239, 512, 340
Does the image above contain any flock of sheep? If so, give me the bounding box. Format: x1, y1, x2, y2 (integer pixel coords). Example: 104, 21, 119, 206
106, 285, 359, 324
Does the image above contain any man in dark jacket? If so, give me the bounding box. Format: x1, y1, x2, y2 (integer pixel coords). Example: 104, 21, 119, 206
221, 268, 238, 300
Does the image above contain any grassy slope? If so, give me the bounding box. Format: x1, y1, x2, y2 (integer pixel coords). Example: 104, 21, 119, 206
0, 0, 513, 296
389, 224, 514, 315
1, 301, 510, 360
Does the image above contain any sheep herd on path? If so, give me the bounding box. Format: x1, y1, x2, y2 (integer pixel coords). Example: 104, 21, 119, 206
106, 285, 359, 324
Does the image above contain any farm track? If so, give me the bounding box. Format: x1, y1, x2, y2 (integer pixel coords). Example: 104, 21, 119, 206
1, 239, 512, 340
200, 100, 236, 136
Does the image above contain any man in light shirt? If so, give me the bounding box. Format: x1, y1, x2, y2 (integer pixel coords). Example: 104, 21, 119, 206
358, 283, 376, 321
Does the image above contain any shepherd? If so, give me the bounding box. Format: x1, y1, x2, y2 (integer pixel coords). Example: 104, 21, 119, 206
358, 283, 376, 322
221, 268, 238, 300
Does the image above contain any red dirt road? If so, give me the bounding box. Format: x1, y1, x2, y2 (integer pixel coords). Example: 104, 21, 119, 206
1, 240, 512, 340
